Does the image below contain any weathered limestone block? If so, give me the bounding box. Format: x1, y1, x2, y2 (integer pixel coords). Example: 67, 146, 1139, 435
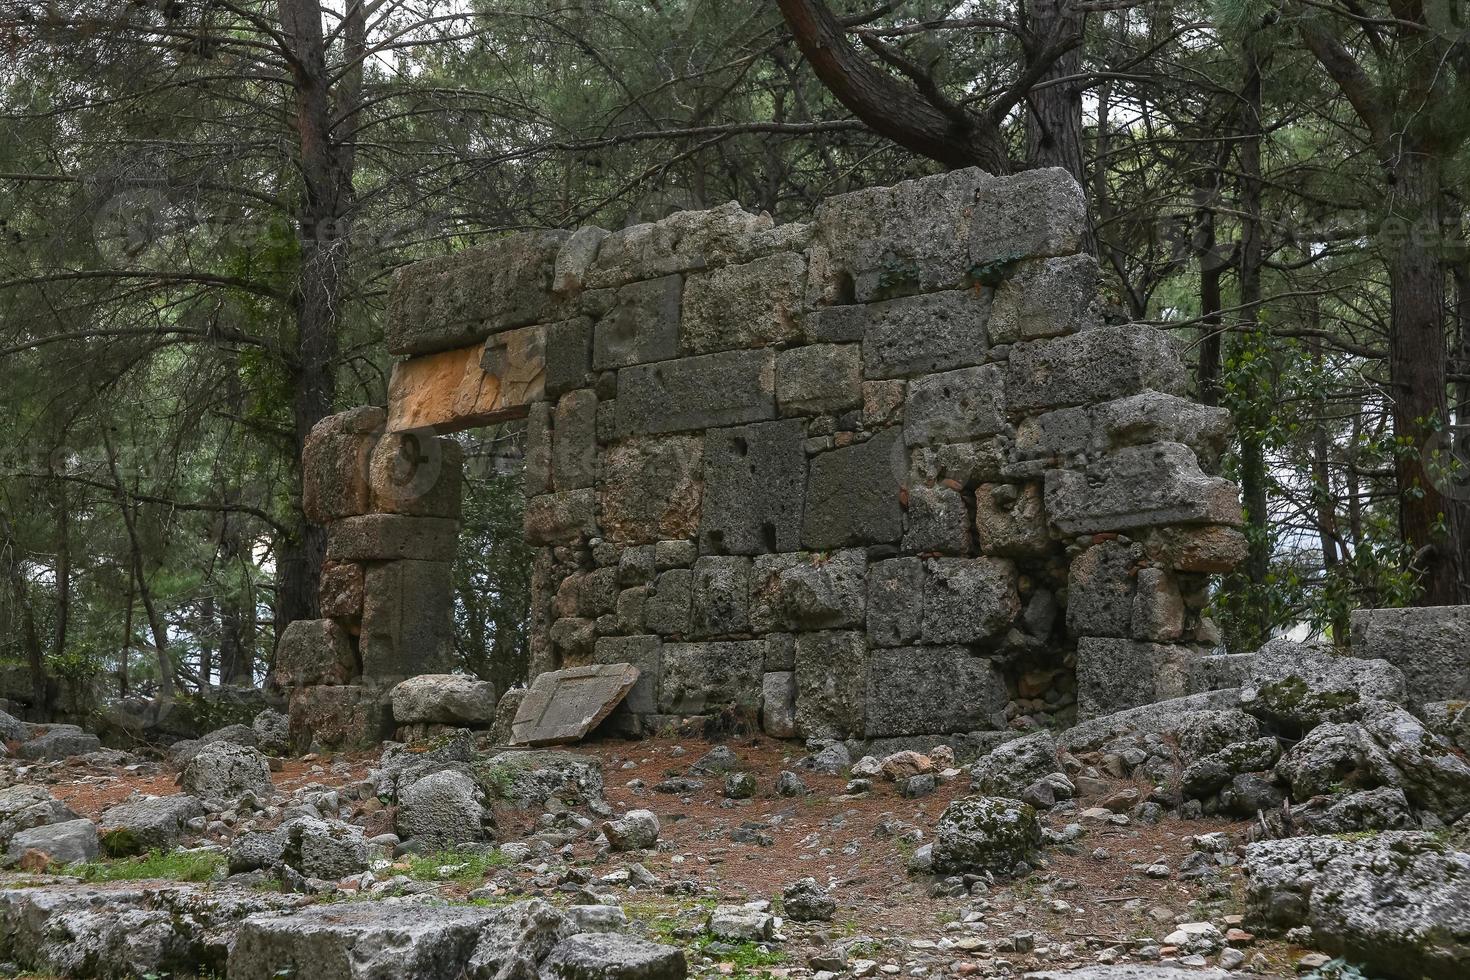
1076, 637, 1202, 719
910, 439, 1008, 487
682, 252, 805, 353
386, 230, 568, 355
553, 568, 618, 620
553, 225, 609, 293
762, 671, 797, 738
1132, 566, 1185, 641
862, 379, 906, 426
699, 419, 806, 554
689, 556, 751, 637
903, 364, 1005, 445
969, 167, 1088, 264
390, 674, 498, 726
1096, 391, 1232, 466
802, 429, 904, 549
615, 349, 775, 436
775, 344, 862, 416
658, 641, 764, 714
544, 316, 594, 398
794, 631, 867, 738
593, 635, 661, 714
384, 326, 543, 434
1045, 443, 1242, 535
524, 489, 597, 545
361, 560, 455, 679
524, 401, 552, 496
973, 482, 1050, 558
590, 274, 682, 370
1143, 524, 1250, 573
902, 485, 971, 554
552, 390, 597, 491
1350, 605, 1470, 706
318, 562, 365, 620
763, 549, 867, 631
921, 558, 1020, 645
1006, 324, 1187, 413
599, 436, 704, 544
273, 619, 358, 689
326, 514, 459, 562
287, 684, 393, 751
549, 617, 595, 661
1066, 540, 1143, 639
587, 202, 778, 289
302, 407, 384, 524
867, 557, 923, 646
987, 254, 1098, 344
644, 569, 693, 635
368, 430, 463, 518
865, 647, 1007, 737
861, 290, 991, 379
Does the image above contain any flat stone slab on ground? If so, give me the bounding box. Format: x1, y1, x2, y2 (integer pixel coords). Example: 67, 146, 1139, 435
511, 663, 640, 746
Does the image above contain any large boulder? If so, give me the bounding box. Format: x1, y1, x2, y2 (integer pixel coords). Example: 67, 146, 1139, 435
180, 741, 274, 805
1244, 832, 1470, 980
476, 750, 604, 810
252, 708, 291, 755
17, 726, 101, 761
97, 795, 206, 856
969, 731, 1060, 796
3, 818, 99, 867
0, 785, 79, 850
1241, 639, 1406, 734
601, 810, 659, 852
390, 674, 499, 726
1057, 689, 1243, 753
280, 816, 370, 880
930, 797, 1041, 875
396, 769, 496, 849
540, 933, 688, 980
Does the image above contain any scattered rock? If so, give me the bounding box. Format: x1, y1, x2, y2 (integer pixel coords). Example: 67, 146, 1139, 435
783, 878, 836, 922
180, 742, 274, 806
930, 797, 1041, 875
3, 818, 98, 867
603, 809, 659, 851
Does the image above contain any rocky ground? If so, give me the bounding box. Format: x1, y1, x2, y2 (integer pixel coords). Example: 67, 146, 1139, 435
0, 639, 1465, 980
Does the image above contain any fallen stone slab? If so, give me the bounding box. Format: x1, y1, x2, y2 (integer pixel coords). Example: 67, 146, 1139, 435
97, 794, 206, 856
510, 663, 639, 746
391, 673, 499, 726
541, 932, 688, 980
0, 882, 304, 979
1244, 831, 1470, 980
16, 726, 101, 761
4, 817, 98, 867
1351, 604, 1470, 707
0, 785, 79, 850
1057, 689, 1243, 753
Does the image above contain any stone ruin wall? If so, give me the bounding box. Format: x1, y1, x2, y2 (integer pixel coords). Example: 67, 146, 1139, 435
279, 166, 1248, 751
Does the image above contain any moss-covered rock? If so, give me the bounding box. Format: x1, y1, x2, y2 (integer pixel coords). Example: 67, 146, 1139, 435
931, 796, 1040, 875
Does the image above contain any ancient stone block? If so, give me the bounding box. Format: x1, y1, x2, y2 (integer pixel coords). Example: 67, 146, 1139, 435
318, 562, 365, 620
1044, 443, 1243, 534
645, 569, 693, 635
862, 290, 990, 379
287, 684, 393, 752
1012, 405, 1092, 461
302, 407, 383, 524
698, 419, 806, 554
1006, 324, 1187, 413
524, 489, 596, 545
682, 252, 805, 353
615, 586, 647, 634
902, 485, 971, 554
549, 617, 595, 661
1096, 391, 1232, 467
794, 631, 867, 738
326, 515, 459, 562
552, 390, 597, 491
545, 316, 594, 399
591, 275, 682, 370
1132, 566, 1185, 642
903, 365, 1005, 446
368, 430, 463, 519
360, 560, 455, 679
593, 635, 662, 714
867, 557, 923, 646
386, 230, 568, 355
775, 344, 862, 416
615, 349, 775, 436
969, 167, 1087, 264
909, 439, 1008, 487
587, 202, 774, 289
801, 428, 904, 549
511, 663, 640, 745
1075, 637, 1202, 719
863, 380, 906, 427
690, 556, 751, 637
864, 648, 1007, 737
1141, 524, 1249, 573
750, 550, 867, 632
1066, 540, 1142, 639
987, 254, 1098, 344
802, 305, 866, 344
658, 641, 765, 713
553, 568, 619, 619
552, 225, 609, 293
599, 435, 703, 544
921, 557, 1020, 645
654, 539, 697, 570
762, 671, 797, 738
524, 401, 552, 496
1350, 606, 1470, 705
387, 328, 544, 434
764, 632, 796, 671
273, 619, 358, 688
973, 482, 1050, 558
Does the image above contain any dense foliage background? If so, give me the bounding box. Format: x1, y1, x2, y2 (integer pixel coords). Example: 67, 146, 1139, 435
1, 0, 1466, 717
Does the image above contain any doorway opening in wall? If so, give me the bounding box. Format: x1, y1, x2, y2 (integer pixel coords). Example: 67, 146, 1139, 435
451, 421, 534, 698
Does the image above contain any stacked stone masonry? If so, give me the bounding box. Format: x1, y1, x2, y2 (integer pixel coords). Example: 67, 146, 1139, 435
286, 166, 1246, 747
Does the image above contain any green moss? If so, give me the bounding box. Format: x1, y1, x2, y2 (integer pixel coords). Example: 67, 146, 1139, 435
67, 850, 226, 883
99, 827, 145, 858
401, 848, 509, 885
967, 252, 1026, 287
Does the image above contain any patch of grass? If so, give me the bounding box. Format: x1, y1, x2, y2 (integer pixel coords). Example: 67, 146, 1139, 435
66, 849, 226, 883
401, 848, 509, 885
691, 938, 787, 970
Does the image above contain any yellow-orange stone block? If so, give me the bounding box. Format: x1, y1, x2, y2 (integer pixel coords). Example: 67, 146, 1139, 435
387, 325, 545, 433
